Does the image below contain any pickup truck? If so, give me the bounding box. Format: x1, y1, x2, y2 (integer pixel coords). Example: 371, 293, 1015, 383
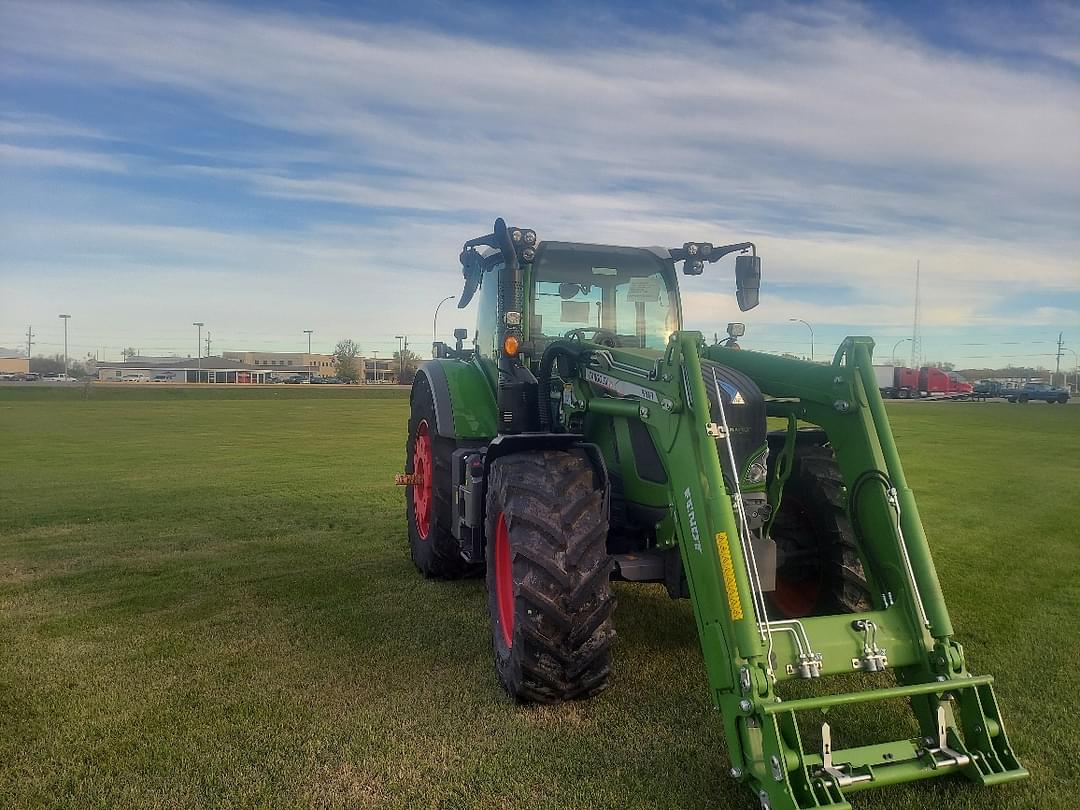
1007, 382, 1070, 404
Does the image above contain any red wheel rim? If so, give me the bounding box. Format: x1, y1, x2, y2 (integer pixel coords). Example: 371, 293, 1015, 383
494, 512, 514, 648
412, 420, 432, 540
771, 575, 822, 618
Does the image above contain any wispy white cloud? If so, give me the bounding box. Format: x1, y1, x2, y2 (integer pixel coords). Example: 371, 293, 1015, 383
0, 143, 126, 172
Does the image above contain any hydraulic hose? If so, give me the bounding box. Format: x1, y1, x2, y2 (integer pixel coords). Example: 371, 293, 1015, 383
537, 341, 586, 430
850, 469, 932, 629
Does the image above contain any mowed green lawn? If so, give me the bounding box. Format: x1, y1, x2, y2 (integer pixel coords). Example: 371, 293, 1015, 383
1, 387, 1077, 809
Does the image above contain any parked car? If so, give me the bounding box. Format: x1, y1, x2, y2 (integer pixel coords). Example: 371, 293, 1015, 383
121, 374, 150, 382
150, 374, 175, 382
1007, 382, 1070, 404
284, 375, 307, 384
23, 372, 40, 381
972, 379, 1007, 401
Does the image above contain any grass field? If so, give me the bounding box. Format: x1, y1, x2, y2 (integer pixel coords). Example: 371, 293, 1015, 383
1, 386, 1078, 809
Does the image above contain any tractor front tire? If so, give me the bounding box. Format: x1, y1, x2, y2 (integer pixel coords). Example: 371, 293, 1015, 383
485, 450, 614, 703
768, 444, 871, 619
405, 376, 480, 579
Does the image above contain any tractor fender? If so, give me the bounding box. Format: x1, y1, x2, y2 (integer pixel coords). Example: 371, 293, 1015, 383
415, 359, 498, 440
485, 434, 610, 511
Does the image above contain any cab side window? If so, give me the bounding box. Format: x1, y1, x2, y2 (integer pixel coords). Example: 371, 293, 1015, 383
475, 264, 500, 359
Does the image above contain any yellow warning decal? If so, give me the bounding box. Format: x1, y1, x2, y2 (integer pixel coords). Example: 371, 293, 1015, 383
716, 532, 744, 620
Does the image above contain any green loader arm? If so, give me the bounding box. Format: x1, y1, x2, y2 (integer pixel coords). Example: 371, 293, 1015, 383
571, 333, 1026, 810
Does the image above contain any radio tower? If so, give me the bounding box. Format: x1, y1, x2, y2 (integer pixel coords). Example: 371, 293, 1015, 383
910, 260, 922, 369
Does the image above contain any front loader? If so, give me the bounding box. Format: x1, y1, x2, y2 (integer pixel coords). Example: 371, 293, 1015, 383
399, 218, 1027, 809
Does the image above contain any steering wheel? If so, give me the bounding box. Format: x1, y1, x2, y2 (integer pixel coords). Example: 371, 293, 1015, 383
565, 327, 619, 347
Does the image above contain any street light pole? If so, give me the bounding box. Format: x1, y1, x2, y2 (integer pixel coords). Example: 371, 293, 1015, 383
891, 337, 912, 365
789, 318, 815, 362
58, 314, 70, 377
395, 335, 405, 380
1062, 348, 1079, 392
433, 295, 456, 356
303, 329, 314, 380
193, 322, 204, 382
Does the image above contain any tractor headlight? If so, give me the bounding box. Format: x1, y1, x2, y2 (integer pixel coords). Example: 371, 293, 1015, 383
747, 461, 767, 484
523, 229, 537, 245
522, 247, 536, 263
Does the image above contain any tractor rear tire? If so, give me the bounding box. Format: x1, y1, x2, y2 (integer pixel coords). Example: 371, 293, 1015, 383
485, 450, 614, 703
767, 444, 871, 619
405, 376, 481, 579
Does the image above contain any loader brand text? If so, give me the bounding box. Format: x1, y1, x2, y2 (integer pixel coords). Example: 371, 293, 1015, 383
684, 487, 703, 553
584, 369, 659, 402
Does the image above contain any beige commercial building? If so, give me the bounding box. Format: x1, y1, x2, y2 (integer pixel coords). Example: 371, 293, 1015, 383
222, 351, 397, 382
97, 357, 272, 384
222, 351, 336, 378
0, 356, 30, 375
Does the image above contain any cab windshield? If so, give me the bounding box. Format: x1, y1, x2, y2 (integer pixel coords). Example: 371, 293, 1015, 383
529, 242, 680, 350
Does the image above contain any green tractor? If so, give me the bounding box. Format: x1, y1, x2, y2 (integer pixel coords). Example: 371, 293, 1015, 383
401, 218, 1026, 809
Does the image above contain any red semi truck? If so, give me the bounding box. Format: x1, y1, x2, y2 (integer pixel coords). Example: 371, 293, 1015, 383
874, 364, 920, 398
874, 365, 973, 398
920, 367, 973, 397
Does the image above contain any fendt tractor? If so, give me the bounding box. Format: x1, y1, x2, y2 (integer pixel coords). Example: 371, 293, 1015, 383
399, 218, 1026, 809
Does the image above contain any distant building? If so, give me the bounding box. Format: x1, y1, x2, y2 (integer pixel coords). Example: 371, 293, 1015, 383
94, 351, 401, 384
367, 358, 397, 383
0, 355, 30, 375
96, 356, 271, 384
222, 351, 336, 379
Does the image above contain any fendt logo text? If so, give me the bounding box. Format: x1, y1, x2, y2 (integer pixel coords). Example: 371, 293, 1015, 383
684, 486, 702, 553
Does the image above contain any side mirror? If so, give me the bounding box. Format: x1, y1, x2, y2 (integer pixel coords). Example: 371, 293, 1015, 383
454, 328, 468, 352
458, 248, 484, 308
735, 255, 760, 312
726, 322, 745, 338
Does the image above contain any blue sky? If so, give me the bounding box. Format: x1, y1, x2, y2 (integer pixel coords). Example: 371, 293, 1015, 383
1, 0, 1078, 368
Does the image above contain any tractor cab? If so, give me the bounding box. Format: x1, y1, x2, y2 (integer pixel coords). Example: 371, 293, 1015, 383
456, 219, 759, 434
467, 241, 682, 365
527, 242, 681, 352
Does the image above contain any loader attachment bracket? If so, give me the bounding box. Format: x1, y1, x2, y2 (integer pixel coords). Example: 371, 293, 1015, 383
743, 676, 1027, 809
